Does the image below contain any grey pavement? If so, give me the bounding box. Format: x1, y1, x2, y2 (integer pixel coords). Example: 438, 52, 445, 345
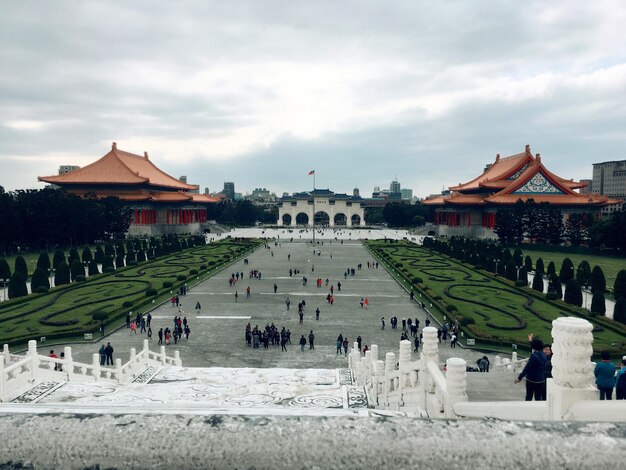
49, 239, 524, 401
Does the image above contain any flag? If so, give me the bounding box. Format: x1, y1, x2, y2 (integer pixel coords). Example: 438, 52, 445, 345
308, 170, 315, 175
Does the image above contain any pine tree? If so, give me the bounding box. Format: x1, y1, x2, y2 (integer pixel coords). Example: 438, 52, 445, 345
548, 274, 563, 299
513, 248, 523, 267
14, 256, 28, 279
505, 263, 517, 282
532, 272, 544, 292
52, 249, 66, 269
31, 267, 50, 292
575, 260, 592, 288
547, 261, 556, 278
518, 267, 528, 285
535, 258, 544, 276
70, 259, 85, 281
524, 255, 533, 272
82, 246, 93, 263
564, 279, 583, 307
591, 266, 606, 294
55, 261, 71, 286
613, 269, 626, 301
8, 271, 28, 299
36, 252, 51, 272
590, 290, 606, 315
68, 247, 80, 265
559, 258, 574, 284
88, 259, 100, 276
614, 297, 626, 325
94, 246, 105, 264
0, 258, 11, 284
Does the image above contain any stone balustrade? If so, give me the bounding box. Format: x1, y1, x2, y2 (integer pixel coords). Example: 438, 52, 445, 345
0, 339, 182, 402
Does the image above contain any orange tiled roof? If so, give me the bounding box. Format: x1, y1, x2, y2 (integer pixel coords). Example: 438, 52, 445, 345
449, 145, 535, 191
38, 143, 198, 191
191, 193, 222, 203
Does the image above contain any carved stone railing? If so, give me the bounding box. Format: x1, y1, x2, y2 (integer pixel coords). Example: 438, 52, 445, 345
0, 339, 182, 402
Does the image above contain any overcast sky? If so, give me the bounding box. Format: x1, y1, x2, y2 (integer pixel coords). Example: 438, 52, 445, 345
1, 1, 625, 198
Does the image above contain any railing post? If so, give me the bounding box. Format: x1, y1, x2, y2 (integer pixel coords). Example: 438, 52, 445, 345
420, 326, 438, 408
115, 358, 123, 383
92, 354, 100, 381
174, 351, 181, 366
3, 344, 9, 364
384, 352, 395, 407
445, 358, 467, 418
398, 340, 411, 405
143, 339, 150, 367
28, 340, 38, 381
160, 346, 166, 365
548, 317, 597, 421
64, 346, 73, 381
374, 359, 384, 406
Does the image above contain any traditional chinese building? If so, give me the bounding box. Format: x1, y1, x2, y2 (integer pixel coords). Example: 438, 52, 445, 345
277, 189, 365, 227
424, 145, 620, 238
38, 142, 220, 236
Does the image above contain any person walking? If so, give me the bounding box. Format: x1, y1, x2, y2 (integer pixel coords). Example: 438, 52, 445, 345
104, 343, 114, 366
246, 286, 251, 298
98, 344, 106, 366
299, 335, 307, 352
595, 351, 616, 400
158, 328, 163, 345
195, 302, 201, 313
514, 338, 547, 401
343, 337, 349, 355
286, 298, 291, 310
414, 335, 420, 352
357, 335, 362, 351
235, 291, 238, 303
315, 308, 320, 321
616, 356, 626, 400
336, 334, 343, 354
308, 330, 315, 350
364, 298, 369, 309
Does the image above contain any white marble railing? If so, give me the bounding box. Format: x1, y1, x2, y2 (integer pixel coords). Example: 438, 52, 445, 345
0, 340, 182, 402
493, 352, 528, 374
350, 327, 468, 418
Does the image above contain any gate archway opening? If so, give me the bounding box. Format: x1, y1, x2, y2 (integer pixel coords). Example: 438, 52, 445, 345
282, 213, 292, 226
315, 211, 330, 226
334, 213, 347, 226
295, 212, 309, 225
351, 214, 361, 226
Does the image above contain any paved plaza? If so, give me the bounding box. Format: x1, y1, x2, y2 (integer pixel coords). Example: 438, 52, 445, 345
47, 232, 523, 401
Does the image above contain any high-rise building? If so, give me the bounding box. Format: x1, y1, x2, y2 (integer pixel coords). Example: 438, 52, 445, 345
592, 160, 626, 213
578, 179, 592, 195
390, 179, 400, 194
223, 182, 235, 200
400, 188, 413, 200
353, 187, 360, 198
58, 165, 80, 175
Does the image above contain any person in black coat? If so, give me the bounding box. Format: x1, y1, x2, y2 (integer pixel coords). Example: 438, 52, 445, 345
104, 343, 114, 366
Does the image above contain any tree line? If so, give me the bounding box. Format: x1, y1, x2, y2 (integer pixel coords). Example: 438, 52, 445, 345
0, 186, 131, 256
0, 234, 205, 299
207, 200, 278, 226
423, 236, 626, 325
365, 202, 432, 227
494, 199, 626, 250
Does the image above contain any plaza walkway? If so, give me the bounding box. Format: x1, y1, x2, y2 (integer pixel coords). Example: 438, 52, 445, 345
48, 236, 523, 401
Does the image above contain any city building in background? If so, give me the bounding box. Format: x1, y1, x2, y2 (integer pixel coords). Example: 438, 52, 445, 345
222, 182, 235, 200
58, 165, 80, 175
578, 179, 593, 195
38, 142, 219, 236
592, 160, 626, 214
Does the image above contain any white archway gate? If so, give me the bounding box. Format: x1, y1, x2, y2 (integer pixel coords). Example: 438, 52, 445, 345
277, 191, 365, 227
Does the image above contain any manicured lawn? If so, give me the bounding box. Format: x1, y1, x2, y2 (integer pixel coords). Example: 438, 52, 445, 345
518, 248, 625, 293
0, 239, 260, 345
367, 240, 626, 354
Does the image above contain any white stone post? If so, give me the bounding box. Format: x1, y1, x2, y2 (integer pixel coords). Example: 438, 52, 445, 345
548, 317, 597, 421
494, 355, 502, 368
420, 327, 439, 407
370, 345, 379, 368
364, 350, 373, 385
115, 358, 123, 383
512, 351, 518, 363
374, 359, 385, 406
445, 358, 467, 418
398, 340, 412, 404
92, 353, 100, 381
3, 344, 9, 364
28, 340, 38, 381
174, 351, 181, 366
384, 352, 395, 407
63, 346, 73, 380
143, 339, 150, 367
160, 345, 166, 365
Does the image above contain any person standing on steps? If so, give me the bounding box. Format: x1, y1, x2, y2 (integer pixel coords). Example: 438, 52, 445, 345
104, 342, 114, 366
274, 283, 278, 293
300, 335, 307, 351
381, 317, 385, 330
514, 338, 547, 401
308, 330, 315, 349
235, 291, 238, 303
98, 344, 106, 366
286, 298, 291, 310
195, 302, 201, 313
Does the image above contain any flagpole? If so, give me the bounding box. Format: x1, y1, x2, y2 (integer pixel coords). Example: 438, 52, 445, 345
312, 171, 315, 246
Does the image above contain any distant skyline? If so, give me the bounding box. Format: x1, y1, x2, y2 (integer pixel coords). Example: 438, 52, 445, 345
1, 1, 625, 198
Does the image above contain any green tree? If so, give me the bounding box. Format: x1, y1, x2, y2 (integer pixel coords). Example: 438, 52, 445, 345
52, 249, 66, 269
0, 258, 11, 284
564, 213, 590, 246
31, 267, 50, 292
559, 258, 574, 284
518, 267, 528, 285
513, 248, 523, 267
590, 290, 606, 316
82, 246, 93, 263
68, 247, 80, 265
532, 272, 544, 292
88, 259, 100, 276
70, 259, 85, 282
524, 255, 533, 272
575, 260, 592, 289
535, 258, 544, 276
94, 246, 105, 264
493, 203, 524, 245
505, 263, 517, 282
548, 273, 562, 299
591, 266, 606, 294
8, 271, 28, 298
613, 269, 626, 301
547, 261, 556, 277
36, 252, 51, 272
564, 279, 583, 307
14, 255, 28, 279
614, 297, 626, 325
55, 261, 70, 286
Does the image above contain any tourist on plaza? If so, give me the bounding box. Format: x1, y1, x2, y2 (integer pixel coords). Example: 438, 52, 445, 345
235, 291, 238, 302
308, 330, 315, 349
299, 311, 304, 324
414, 335, 420, 352
104, 343, 114, 365
362, 345, 369, 355
342, 337, 349, 355
616, 356, 626, 400
158, 328, 163, 345
381, 317, 385, 329
147, 327, 152, 340
477, 356, 490, 372
286, 298, 291, 310
315, 308, 320, 320
140, 317, 146, 333
195, 302, 201, 312
246, 286, 251, 298
514, 338, 547, 401
147, 313, 152, 328
49, 350, 58, 371
125, 313, 131, 328
165, 328, 171, 345
184, 325, 190, 340
450, 333, 457, 348
281, 334, 288, 352
595, 351, 616, 400
360, 297, 364, 308
357, 335, 362, 351
130, 321, 137, 335
336, 334, 343, 354
364, 298, 369, 309
98, 344, 106, 366
337, 282, 341, 291
274, 283, 278, 293
542, 344, 553, 398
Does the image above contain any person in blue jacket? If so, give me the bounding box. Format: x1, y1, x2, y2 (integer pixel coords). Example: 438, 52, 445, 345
615, 356, 626, 400
594, 351, 616, 400
514, 338, 547, 401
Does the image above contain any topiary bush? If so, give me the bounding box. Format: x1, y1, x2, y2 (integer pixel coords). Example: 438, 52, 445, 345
177, 274, 186, 281
460, 317, 475, 326
146, 288, 158, 296
75, 275, 86, 282
190, 269, 198, 275
34, 286, 49, 294
546, 292, 560, 301
163, 281, 173, 288
515, 280, 527, 287
122, 301, 133, 308
103, 267, 115, 273
200, 265, 207, 270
